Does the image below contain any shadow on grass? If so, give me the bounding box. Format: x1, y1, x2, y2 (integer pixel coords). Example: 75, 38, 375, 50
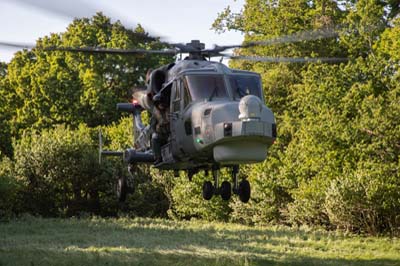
0, 217, 399, 266
1, 248, 398, 266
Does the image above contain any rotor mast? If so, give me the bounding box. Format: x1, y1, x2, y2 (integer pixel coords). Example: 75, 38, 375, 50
186, 40, 206, 60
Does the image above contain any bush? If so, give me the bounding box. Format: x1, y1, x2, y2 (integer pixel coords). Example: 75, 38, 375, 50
13, 125, 109, 216
9, 120, 171, 218
325, 162, 400, 235
169, 170, 231, 221
287, 176, 330, 227
0, 156, 20, 219
123, 181, 170, 218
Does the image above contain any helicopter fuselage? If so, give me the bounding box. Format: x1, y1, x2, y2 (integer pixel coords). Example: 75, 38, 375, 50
124, 60, 276, 171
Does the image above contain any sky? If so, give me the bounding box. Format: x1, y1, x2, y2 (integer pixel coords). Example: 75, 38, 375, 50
0, 0, 245, 62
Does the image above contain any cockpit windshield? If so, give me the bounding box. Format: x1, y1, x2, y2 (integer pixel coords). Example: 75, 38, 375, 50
229, 75, 262, 100
184, 75, 228, 101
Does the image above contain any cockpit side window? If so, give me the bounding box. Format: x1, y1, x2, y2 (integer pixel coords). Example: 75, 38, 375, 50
172, 81, 181, 112
182, 79, 191, 109
185, 75, 228, 101
229, 75, 262, 100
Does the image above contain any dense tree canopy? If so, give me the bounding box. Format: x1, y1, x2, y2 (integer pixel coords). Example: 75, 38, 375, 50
3, 13, 172, 138
207, 0, 400, 234
0, 62, 13, 157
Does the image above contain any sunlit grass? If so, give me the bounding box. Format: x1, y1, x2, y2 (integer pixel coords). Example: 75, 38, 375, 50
0, 217, 399, 266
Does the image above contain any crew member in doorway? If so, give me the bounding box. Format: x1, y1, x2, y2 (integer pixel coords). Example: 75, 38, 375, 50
151, 94, 170, 165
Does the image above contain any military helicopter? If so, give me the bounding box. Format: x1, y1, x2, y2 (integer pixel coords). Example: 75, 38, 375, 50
1, 25, 346, 203
42, 32, 344, 203
101, 40, 278, 203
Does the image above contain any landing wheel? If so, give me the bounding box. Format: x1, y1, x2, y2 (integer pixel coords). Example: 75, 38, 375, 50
220, 181, 232, 201
202, 181, 214, 200
238, 180, 251, 203
117, 176, 128, 202
117, 165, 136, 202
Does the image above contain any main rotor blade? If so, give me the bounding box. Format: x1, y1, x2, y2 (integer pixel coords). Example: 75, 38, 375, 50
227, 55, 348, 63
213, 27, 339, 51
7, 0, 160, 37
0, 41, 177, 56
45, 46, 177, 55
10, 0, 99, 20
245, 27, 339, 47
0, 41, 35, 49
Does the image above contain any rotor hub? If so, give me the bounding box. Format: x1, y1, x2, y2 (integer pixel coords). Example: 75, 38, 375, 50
186, 40, 205, 51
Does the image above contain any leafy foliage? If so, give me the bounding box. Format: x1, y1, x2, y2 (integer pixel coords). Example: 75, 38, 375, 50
0, 62, 13, 157
205, 0, 400, 234
0, 14, 172, 218
169, 171, 231, 221
12, 125, 108, 216
7, 121, 169, 218
4, 13, 172, 137
0, 156, 20, 218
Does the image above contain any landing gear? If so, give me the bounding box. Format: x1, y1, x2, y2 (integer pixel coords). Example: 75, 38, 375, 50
202, 167, 218, 200
117, 164, 136, 202
116, 175, 128, 202
220, 181, 232, 201
203, 166, 220, 200
231, 165, 251, 203
201, 165, 250, 202
238, 179, 251, 203
202, 181, 214, 200
231, 165, 239, 194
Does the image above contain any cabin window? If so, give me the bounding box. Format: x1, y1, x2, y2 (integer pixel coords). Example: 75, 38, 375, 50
185, 75, 228, 101
172, 81, 181, 112
229, 75, 262, 100
182, 79, 191, 109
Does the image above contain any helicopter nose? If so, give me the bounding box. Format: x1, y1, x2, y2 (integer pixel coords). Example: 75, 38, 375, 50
238, 95, 263, 121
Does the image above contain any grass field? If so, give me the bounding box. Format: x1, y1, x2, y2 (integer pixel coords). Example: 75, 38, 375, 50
0, 216, 399, 266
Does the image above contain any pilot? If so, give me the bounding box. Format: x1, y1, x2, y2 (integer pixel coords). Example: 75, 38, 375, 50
151, 94, 170, 165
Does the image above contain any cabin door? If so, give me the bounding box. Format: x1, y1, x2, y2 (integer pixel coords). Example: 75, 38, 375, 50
170, 79, 194, 159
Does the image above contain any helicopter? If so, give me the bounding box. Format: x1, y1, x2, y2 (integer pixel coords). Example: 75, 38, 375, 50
0, 23, 346, 203
48, 35, 344, 203
101, 40, 278, 203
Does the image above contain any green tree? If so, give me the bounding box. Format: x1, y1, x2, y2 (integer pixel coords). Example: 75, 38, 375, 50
0, 62, 13, 157
5, 13, 172, 137
285, 3, 400, 233
211, 0, 400, 234
212, 0, 349, 225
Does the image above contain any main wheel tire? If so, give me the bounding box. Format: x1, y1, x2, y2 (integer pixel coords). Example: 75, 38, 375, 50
202, 181, 214, 200
117, 176, 128, 202
220, 181, 232, 201
238, 180, 251, 203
